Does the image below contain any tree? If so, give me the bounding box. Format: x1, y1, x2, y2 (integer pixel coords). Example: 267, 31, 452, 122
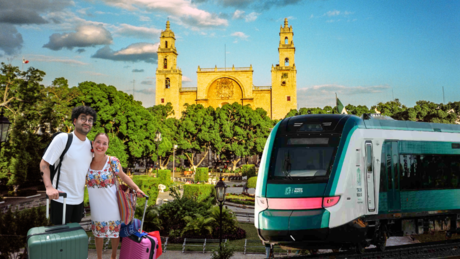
72, 81, 159, 167
213, 103, 273, 171
148, 103, 180, 169
178, 104, 217, 171
0, 63, 45, 191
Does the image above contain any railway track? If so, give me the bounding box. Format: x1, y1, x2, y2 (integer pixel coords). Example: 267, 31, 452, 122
283, 239, 460, 259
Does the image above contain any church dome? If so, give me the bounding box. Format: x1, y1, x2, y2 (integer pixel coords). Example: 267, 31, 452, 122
161, 21, 175, 38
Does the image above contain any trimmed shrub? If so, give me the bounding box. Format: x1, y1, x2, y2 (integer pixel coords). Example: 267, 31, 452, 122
183, 184, 215, 203
133, 175, 160, 207
247, 176, 257, 189
194, 167, 209, 183
241, 164, 257, 178
157, 170, 172, 189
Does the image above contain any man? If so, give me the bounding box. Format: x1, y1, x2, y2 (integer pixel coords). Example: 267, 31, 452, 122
40, 106, 97, 225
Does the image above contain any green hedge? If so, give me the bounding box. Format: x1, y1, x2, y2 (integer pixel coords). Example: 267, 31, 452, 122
241, 164, 257, 178
194, 167, 209, 183
133, 176, 160, 207
247, 176, 257, 189
157, 170, 172, 190
84, 188, 89, 207
183, 184, 215, 202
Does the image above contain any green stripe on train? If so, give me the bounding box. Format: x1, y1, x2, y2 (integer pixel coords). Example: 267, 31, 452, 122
379, 189, 460, 213
259, 209, 330, 230
399, 141, 460, 155
256, 121, 281, 197
266, 183, 327, 198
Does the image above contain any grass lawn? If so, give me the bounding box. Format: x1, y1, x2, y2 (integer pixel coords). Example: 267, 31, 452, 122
161, 223, 286, 254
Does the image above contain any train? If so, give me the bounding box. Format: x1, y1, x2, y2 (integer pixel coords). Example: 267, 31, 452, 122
254, 114, 460, 253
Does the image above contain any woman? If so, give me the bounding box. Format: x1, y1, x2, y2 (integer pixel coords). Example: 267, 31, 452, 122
87, 133, 145, 259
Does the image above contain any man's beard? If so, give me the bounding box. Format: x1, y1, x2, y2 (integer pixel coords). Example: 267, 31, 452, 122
75, 124, 91, 135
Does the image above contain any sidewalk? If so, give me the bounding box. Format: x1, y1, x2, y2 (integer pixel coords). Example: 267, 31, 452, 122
87, 249, 274, 259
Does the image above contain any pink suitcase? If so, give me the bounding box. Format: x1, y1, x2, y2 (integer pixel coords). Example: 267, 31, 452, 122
119, 195, 160, 259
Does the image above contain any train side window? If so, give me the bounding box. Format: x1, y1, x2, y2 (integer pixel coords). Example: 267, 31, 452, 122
366, 143, 373, 172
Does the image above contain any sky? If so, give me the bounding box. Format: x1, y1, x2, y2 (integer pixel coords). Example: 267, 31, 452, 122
1, 0, 459, 109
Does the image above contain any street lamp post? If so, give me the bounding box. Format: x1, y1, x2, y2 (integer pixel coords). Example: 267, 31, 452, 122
215, 176, 227, 252
172, 144, 178, 181
154, 130, 162, 175
0, 107, 11, 145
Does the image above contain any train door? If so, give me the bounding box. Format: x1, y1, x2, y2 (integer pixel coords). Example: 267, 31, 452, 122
386, 141, 401, 211
365, 141, 376, 212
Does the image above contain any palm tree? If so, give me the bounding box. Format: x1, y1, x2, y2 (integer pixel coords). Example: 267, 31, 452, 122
181, 213, 215, 237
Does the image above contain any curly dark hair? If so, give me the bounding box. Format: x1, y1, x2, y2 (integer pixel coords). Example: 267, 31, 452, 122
71, 106, 97, 125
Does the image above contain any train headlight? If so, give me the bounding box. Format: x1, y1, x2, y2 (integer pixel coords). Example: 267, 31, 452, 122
323, 196, 340, 208
256, 197, 268, 210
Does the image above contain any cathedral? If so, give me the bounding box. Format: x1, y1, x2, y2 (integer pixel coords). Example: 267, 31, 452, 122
155, 19, 297, 119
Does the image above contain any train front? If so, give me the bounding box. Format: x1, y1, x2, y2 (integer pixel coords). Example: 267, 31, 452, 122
255, 114, 362, 249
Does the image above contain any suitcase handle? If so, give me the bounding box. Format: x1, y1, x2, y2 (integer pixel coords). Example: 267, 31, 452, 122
45, 225, 69, 232
140, 195, 149, 233
46, 192, 67, 225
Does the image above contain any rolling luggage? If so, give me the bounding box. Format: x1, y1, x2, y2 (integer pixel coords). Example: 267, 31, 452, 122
119, 195, 160, 259
26, 193, 88, 259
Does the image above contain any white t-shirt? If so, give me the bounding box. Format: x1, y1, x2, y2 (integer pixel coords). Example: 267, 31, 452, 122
43, 131, 92, 205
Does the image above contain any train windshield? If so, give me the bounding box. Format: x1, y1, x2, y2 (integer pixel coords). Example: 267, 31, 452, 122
268, 136, 339, 182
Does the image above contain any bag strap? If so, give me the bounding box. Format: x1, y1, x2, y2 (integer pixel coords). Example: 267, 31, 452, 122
55, 133, 73, 190
109, 156, 121, 190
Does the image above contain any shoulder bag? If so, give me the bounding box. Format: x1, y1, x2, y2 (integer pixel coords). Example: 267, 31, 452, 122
109, 156, 137, 224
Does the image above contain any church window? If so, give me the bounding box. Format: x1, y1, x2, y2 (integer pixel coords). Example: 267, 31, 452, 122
285, 37, 288, 44
281, 81, 286, 86
164, 58, 167, 69
165, 78, 170, 89
287, 96, 291, 101
161, 98, 165, 104
282, 73, 288, 79
165, 41, 168, 48
285, 58, 289, 66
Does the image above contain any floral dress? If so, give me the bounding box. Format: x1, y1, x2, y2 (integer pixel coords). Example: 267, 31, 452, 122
87, 156, 122, 238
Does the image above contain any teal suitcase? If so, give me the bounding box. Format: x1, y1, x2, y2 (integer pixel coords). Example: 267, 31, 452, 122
26, 193, 88, 259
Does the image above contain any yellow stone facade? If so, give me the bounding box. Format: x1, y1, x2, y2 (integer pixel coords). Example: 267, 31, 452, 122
155, 19, 297, 119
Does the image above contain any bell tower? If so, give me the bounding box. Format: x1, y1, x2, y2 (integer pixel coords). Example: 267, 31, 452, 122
271, 18, 297, 119
155, 20, 182, 112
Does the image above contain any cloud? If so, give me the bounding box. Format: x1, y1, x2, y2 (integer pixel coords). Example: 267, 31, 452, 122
100, 0, 228, 29
43, 25, 113, 51
76, 48, 85, 54
29, 54, 88, 65
139, 15, 151, 21
198, 0, 304, 11
82, 71, 107, 76
0, 0, 73, 25
326, 10, 340, 17
123, 65, 131, 68
231, 32, 249, 40
91, 42, 159, 63
0, 24, 24, 56
182, 76, 192, 82
232, 10, 259, 22
114, 24, 161, 39
136, 88, 155, 94
132, 69, 144, 72
297, 84, 391, 107
141, 80, 154, 85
